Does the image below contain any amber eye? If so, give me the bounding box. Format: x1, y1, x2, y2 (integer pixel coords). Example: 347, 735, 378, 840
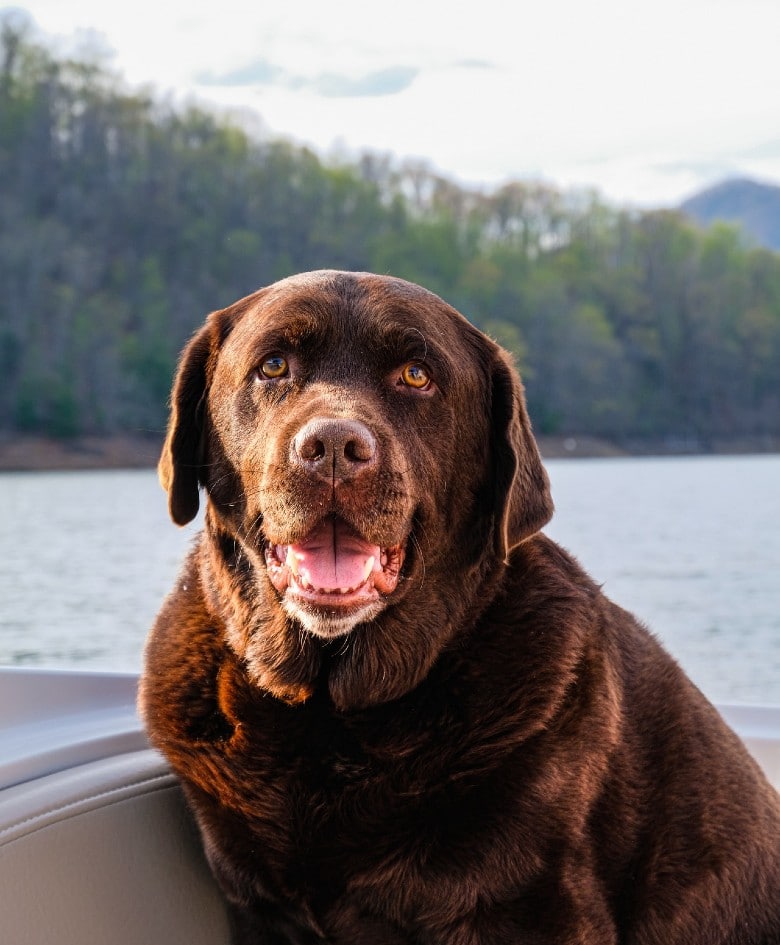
399, 362, 431, 390
259, 355, 289, 379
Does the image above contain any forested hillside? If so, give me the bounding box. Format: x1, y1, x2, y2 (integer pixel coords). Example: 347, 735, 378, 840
681, 178, 780, 252
2, 16, 779, 446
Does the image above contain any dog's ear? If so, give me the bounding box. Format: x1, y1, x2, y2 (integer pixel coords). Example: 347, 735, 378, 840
159, 310, 231, 526
490, 349, 553, 558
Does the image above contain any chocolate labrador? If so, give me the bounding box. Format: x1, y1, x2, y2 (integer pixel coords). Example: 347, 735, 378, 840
141, 271, 780, 944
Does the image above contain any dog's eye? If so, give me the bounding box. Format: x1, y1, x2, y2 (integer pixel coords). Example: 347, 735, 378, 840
399, 362, 432, 390
258, 355, 289, 379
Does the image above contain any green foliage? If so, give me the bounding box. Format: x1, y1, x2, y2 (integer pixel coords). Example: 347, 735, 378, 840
1, 13, 780, 443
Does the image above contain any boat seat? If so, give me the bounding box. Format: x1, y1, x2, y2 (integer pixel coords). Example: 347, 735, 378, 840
0, 748, 231, 945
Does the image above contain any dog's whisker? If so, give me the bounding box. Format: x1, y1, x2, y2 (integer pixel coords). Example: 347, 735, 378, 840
409, 532, 426, 589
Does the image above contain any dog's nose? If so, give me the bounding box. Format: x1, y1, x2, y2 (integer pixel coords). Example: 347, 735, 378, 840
292, 418, 377, 482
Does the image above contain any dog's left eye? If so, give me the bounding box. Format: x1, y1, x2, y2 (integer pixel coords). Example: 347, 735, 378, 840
399, 362, 432, 390
258, 355, 289, 379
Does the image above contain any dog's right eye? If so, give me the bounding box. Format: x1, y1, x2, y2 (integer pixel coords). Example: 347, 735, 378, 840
258, 355, 289, 379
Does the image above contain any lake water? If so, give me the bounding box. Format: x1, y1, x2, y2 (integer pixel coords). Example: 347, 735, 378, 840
1, 455, 778, 705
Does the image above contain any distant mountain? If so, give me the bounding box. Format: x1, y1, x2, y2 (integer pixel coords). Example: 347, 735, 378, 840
680, 178, 780, 251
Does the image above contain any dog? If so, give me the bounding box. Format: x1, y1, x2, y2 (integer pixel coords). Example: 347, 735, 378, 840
141, 270, 780, 944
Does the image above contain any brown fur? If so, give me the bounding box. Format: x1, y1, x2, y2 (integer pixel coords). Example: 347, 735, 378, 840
141, 271, 780, 944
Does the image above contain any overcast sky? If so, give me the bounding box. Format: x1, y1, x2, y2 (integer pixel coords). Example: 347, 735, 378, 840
10, 0, 780, 207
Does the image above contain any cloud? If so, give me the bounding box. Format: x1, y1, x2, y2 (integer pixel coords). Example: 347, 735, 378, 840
738, 139, 780, 161
197, 59, 418, 98
453, 58, 495, 70
197, 59, 284, 86
654, 157, 741, 179
651, 142, 780, 192
310, 66, 418, 98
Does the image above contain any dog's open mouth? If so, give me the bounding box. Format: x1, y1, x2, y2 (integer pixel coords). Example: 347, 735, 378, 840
264, 517, 404, 611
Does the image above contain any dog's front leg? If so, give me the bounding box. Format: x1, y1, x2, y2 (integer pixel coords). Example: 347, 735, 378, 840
228, 900, 326, 945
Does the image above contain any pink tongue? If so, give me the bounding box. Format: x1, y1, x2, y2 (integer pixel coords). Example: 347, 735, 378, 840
290, 521, 380, 591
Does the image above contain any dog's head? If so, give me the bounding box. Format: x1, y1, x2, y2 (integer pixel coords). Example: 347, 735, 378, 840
160, 271, 552, 706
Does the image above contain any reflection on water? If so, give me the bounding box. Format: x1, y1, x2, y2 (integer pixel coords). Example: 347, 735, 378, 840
1, 456, 778, 704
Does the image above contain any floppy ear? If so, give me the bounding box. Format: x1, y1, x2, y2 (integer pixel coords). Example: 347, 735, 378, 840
490, 349, 553, 558
159, 312, 228, 526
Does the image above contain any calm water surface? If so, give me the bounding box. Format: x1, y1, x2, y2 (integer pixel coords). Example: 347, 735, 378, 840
1, 456, 778, 704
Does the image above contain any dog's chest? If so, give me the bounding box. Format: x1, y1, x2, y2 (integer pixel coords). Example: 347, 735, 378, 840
235, 695, 443, 816
208, 691, 473, 888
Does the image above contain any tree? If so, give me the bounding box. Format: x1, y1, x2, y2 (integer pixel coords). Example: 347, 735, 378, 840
1, 12, 779, 445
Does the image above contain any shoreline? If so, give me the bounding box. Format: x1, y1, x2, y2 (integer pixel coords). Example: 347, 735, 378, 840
0, 434, 164, 472
0, 433, 778, 472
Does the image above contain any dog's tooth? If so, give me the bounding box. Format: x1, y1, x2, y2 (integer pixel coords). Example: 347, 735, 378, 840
285, 547, 300, 575
362, 556, 376, 581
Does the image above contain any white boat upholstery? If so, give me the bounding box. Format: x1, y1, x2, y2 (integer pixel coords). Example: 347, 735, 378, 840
1, 670, 778, 945
0, 748, 230, 944
0, 692, 231, 945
